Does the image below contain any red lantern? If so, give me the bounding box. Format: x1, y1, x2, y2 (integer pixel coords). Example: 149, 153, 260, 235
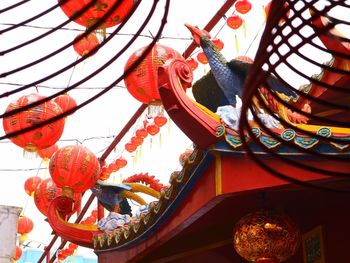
235, 55, 254, 63
3, 94, 65, 153
125, 142, 137, 153
24, 176, 42, 197
154, 115, 167, 127
57, 250, 67, 261
38, 144, 59, 162
185, 57, 198, 71
34, 178, 81, 217
233, 210, 300, 262
68, 242, 79, 251
99, 166, 112, 181
53, 93, 77, 116
264, 1, 290, 24
197, 52, 208, 64
73, 33, 100, 57
49, 145, 101, 194
235, 0, 252, 14
212, 38, 224, 51
226, 15, 243, 29
131, 136, 143, 147
13, 246, 22, 261
17, 216, 34, 240
136, 128, 148, 139
146, 124, 160, 136
115, 157, 127, 168
58, 0, 135, 29
124, 44, 185, 104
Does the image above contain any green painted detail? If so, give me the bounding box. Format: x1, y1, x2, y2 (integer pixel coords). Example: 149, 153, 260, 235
295, 136, 318, 149
251, 128, 261, 138
281, 129, 295, 141
216, 125, 225, 137
143, 213, 151, 224
317, 127, 331, 138
226, 134, 243, 148
260, 135, 281, 149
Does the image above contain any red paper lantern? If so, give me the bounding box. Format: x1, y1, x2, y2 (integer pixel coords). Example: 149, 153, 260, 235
53, 93, 77, 116
38, 144, 59, 161
125, 142, 137, 153
17, 216, 34, 235
185, 57, 198, 71
197, 52, 208, 64
34, 178, 81, 217
49, 145, 101, 194
264, 1, 290, 24
233, 210, 300, 262
73, 33, 100, 57
115, 157, 127, 168
235, 0, 252, 14
57, 250, 67, 261
146, 124, 160, 136
226, 15, 243, 29
136, 128, 148, 139
235, 55, 254, 63
131, 136, 143, 146
124, 44, 184, 104
13, 246, 22, 261
99, 166, 112, 181
3, 94, 65, 153
58, 0, 135, 29
154, 115, 167, 127
24, 176, 43, 197
68, 242, 79, 251
212, 38, 224, 51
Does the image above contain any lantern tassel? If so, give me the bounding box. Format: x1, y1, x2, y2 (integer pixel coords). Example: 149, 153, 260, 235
243, 19, 247, 38
235, 34, 240, 54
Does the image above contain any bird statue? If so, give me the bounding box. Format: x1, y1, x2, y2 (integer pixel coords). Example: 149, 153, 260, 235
91, 181, 132, 216
185, 23, 297, 129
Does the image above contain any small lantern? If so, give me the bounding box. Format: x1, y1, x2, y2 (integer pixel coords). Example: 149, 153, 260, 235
235, 0, 252, 14
233, 210, 300, 262
136, 128, 148, 139
73, 33, 100, 57
38, 144, 59, 162
212, 38, 224, 51
53, 93, 77, 116
17, 216, 34, 242
125, 142, 137, 153
146, 123, 160, 136
24, 176, 43, 197
197, 52, 208, 64
186, 57, 198, 71
226, 15, 243, 29
154, 115, 167, 127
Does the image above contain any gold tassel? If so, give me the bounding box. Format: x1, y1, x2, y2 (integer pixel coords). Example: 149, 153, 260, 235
120, 173, 123, 184
243, 19, 247, 38
159, 132, 162, 148
150, 137, 153, 150
235, 34, 239, 54
139, 144, 143, 158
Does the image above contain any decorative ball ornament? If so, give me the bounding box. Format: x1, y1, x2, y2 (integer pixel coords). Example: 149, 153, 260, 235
3, 94, 65, 153
49, 145, 101, 195
226, 15, 243, 29
53, 93, 77, 116
58, 0, 135, 29
233, 210, 300, 262
124, 44, 184, 104
24, 176, 43, 197
34, 178, 81, 217
235, 0, 252, 14
197, 52, 208, 64
73, 33, 100, 57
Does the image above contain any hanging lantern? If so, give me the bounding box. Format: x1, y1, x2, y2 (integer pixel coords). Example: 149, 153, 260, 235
24, 176, 43, 197
73, 33, 100, 57
125, 142, 137, 153
131, 136, 143, 146
146, 123, 160, 136
99, 166, 112, 181
264, 1, 290, 24
154, 115, 167, 127
13, 246, 22, 261
212, 38, 224, 51
197, 52, 208, 64
34, 178, 81, 217
135, 128, 148, 139
233, 210, 300, 263
53, 93, 77, 116
235, 55, 254, 63
3, 93, 65, 153
68, 242, 79, 251
115, 157, 127, 168
17, 216, 34, 242
49, 145, 101, 195
226, 15, 243, 29
58, 0, 135, 32
38, 143, 59, 162
235, 0, 252, 14
124, 44, 185, 105
185, 57, 198, 71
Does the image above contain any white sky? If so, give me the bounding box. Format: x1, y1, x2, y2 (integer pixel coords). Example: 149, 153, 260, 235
1, 0, 338, 260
